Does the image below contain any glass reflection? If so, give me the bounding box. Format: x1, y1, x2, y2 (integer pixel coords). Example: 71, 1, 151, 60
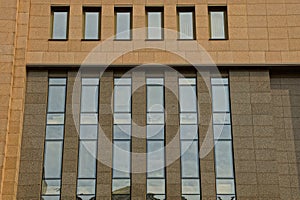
147, 141, 165, 177
113, 141, 130, 178
114, 114, 131, 124
210, 11, 225, 39
148, 12, 162, 39
53, 12, 68, 39
216, 179, 235, 194
147, 125, 164, 139
180, 113, 197, 124
47, 114, 64, 125
78, 141, 97, 178
85, 12, 99, 39
180, 125, 198, 140
80, 125, 98, 140
179, 12, 194, 39
147, 113, 164, 124
212, 86, 229, 112
46, 126, 64, 140
48, 86, 66, 112
181, 141, 199, 178
147, 179, 165, 194
179, 86, 197, 112
77, 179, 96, 195
182, 179, 200, 194
116, 12, 131, 40
42, 180, 61, 195
44, 142, 63, 178
112, 179, 130, 194
81, 86, 99, 113
215, 141, 234, 178
114, 86, 131, 112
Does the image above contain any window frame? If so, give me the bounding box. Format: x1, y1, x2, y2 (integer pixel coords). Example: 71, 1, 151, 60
50, 6, 70, 41
177, 7, 196, 40
82, 6, 101, 41
146, 7, 164, 41
208, 6, 229, 40
114, 7, 133, 41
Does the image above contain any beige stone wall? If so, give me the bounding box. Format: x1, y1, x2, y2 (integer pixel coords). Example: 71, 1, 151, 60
1, 0, 300, 199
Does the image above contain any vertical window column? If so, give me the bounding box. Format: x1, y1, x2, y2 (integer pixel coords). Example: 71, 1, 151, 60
112, 78, 132, 200
211, 78, 236, 200
179, 78, 201, 200
77, 78, 99, 200
42, 78, 67, 200
146, 78, 166, 200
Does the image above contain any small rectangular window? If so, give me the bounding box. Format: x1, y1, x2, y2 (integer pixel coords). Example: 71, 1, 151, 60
51, 7, 69, 40
83, 7, 101, 40
177, 7, 195, 40
146, 7, 163, 40
115, 7, 132, 40
209, 6, 228, 40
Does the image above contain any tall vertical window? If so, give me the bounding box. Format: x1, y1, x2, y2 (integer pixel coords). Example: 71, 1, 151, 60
209, 7, 228, 40
112, 78, 132, 200
115, 7, 132, 40
146, 7, 163, 40
179, 78, 201, 200
146, 78, 165, 200
83, 7, 101, 40
77, 78, 99, 200
41, 78, 67, 200
211, 78, 236, 200
51, 7, 69, 40
177, 7, 195, 40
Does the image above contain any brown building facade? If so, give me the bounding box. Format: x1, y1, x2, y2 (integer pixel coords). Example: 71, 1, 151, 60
1, 0, 300, 200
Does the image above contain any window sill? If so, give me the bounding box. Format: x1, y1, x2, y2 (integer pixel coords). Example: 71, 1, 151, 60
49, 39, 68, 41
177, 39, 196, 41
81, 39, 100, 41
209, 38, 228, 41
114, 39, 132, 41
145, 39, 164, 41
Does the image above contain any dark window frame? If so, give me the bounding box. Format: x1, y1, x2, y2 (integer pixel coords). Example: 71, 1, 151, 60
82, 6, 101, 41
50, 6, 70, 41
177, 7, 196, 40
146, 7, 164, 41
114, 7, 133, 41
208, 6, 229, 40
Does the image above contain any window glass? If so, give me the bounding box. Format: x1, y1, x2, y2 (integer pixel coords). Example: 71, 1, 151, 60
113, 141, 131, 178
44, 141, 63, 178
148, 11, 162, 39
52, 11, 68, 39
41, 196, 60, 200
78, 141, 97, 178
179, 11, 194, 39
182, 179, 200, 194
114, 85, 131, 112
179, 86, 197, 112
147, 179, 165, 194
216, 179, 235, 194
147, 86, 164, 112
47, 114, 65, 125
180, 113, 198, 124
80, 114, 98, 124
46, 126, 64, 140
147, 113, 164, 124
212, 85, 229, 112
85, 12, 99, 39
116, 12, 131, 40
81, 86, 99, 113
147, 125, 164, 140
215, 141, 234, 178
48, 86, 66, 112
77, 179, 96, 195
114, 113, 131, 124
42, 180, 61, 195
114, 125, 131, 140
181, 195, 201, 200
112, 179, 130, 194
181, 141, 199, 178
180, 125, 198, 140
213, 125, 231, 140
210, 11, 226, 39
147, 141, 165, 178
80, 125, 98, 140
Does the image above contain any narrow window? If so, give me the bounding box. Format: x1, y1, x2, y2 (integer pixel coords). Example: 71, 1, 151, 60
146, 78, 165, 200
177, 7, 195, 40
77, 78, 99, 200
51, 7, 69, 40
41, 78, 67, 200
211, 78, 236, 200
179, 78, 201, 200
112, 78, 132, 200
146, 7, 163, 40
209, 6, 228, 40
83, 7, 101, 40
115, 7, 132, 40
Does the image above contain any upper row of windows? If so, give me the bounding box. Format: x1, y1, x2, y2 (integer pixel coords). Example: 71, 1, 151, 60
51, 6, 228, 41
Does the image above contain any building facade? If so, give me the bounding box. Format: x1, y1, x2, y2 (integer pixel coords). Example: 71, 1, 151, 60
0, 0, 300, 200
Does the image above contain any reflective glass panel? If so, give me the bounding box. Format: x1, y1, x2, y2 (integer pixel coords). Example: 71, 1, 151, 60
216, 179, 235, 194
114, 114, 131, 124
180, 125, 198, 140
82, 78, 99, 85
182, 179, 200, 194
77, 179, 96, 195
113, 141, 130, 178
147, 125, 164, 139
80, 114, 98, 125
211, 78, 228, 85
41, 196, 60, 200
114, 125, 131, 139
147, 179, 165, 194
47, 114, 65, 125
179, 86, 197, 112
214, 125, 231, 140
213, 113, 231, 125
147, 86, 164, 112
179, 78, 196, 85
44, 141, 63, 178
85, 12, 99, 39
115, 78, 131, 85
181, 195, 201, 200
147, 141, 165, 178
148, 12, 162, 39
81, 86, 99, 113
49, 78, 66, 85
180, 113, 197, 124
210, 11, 226, 39
42, 180, 61, 195
215, 141, 234, 178
48, 86, 66, 112
46, 125, 64, 140
116, 12, 131, 40
114, 86, 131, 112
53, 12, 68, 39
112, 179, 130, 194
181, 141, 199, 177
212, 86, 229, 112
179, 12, 194, 39
80, 125, 98, 140
78, 141, 97, 178
216, 194, 236, 200
147, 113, 164, 124
147, 78, 164, 85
